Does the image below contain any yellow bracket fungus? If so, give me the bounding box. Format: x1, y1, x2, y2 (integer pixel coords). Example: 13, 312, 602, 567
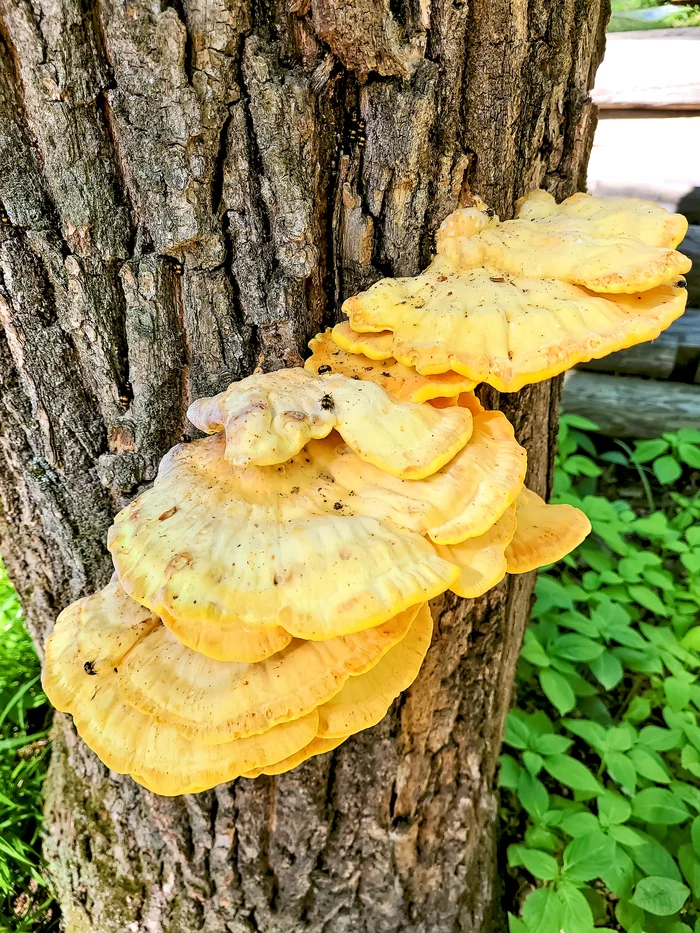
316, 602, 433, 739
505, 487, 592, 575
515, 189, 688, 249
187, 367, 473, 480
306, 329, 476, 403
47, 189, 684, 796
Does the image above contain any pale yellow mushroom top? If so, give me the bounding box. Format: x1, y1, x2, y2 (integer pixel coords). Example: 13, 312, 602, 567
515, 189, 688, 249
187, 366, 473, 480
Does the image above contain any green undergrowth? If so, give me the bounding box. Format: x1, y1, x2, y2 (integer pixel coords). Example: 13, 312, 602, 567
0, 562, 53, 931
501, 416, 700, 933
608, 2, 700, 31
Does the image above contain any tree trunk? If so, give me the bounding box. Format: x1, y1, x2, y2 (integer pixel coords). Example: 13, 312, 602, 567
0, 1, 608, 930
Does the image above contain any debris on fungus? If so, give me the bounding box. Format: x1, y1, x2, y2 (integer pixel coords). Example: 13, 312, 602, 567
42, 190, 688, 795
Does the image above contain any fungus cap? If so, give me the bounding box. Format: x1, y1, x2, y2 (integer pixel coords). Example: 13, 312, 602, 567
243, 735, 347, 778
435, 204, 691, 294
433, 503, 517, 598
187, 367, 473, 480
330, 322, 395, 360
43, 600, 320, 795
345, 267, 687, 393
515, 189, 689, 250
505, 487, 592, 574
317, 602, 433, 739
306, 330, 476, 403
118, 602, 419, 744
108, 433, 460, 644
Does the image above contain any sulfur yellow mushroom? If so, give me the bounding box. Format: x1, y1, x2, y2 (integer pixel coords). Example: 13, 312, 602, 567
345, 270, 687, 394
118, 602, 420, 744
515, 189, 688, 249
109, 433, 460, 645
43, 596, 321, 795
433, 504, 517, 598
505, 487, 592, 574
305, 329, 476, 403
187, 367, 473, 480
317, 602, 433, 738
243, 736, 347, 778
108, 404, 524, 648
435, 204, 691, 294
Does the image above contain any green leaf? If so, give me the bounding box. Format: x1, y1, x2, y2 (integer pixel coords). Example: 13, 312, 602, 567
543, 755, 603, 795
498, 754, 521, 789
628, 747, 671, 784
504, 714, 532, 750
601, 844, 636, 899
556, 882, 595, 933
653, 456, 683, 486
533, 733, 572, 756
522, 887, 562, 933
631, 834, 683, 881
625, 697, 652, 725
677, 844, 700, 898
562, 831, 616, 882
559, 811, 600, 838
632, 788, 690, 825
691, 816, 700, 858
517, 771, 550, 822
665, 676, 692, 712
521, 630, 551, 668
563, 414, 600, 432
539, 669, 575, 716
564, 455, 602, 478
550, 634, 604, 662
518, 847, 560, 881
508, 913, 528, 933
523, 751, 543, 776
615, 899, 645, 933
631, 876, 689, 916
610, 825, 645, 847
627, 584, 669, 616
598, 792, 631, 827
524, 826, 558, 853
563, 718, 607, 749
605, 751, 637, 794
589, 650, 624, 690
633, 439, 670, 463
638, 726, 682, 751
678, 442, 700, 469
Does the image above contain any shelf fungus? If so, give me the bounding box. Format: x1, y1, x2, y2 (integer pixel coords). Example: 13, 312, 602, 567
44, 190, 685, 796
343, 191, 690, 392
187, 367, 473, 479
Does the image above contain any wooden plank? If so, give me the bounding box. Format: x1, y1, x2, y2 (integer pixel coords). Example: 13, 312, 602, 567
592, 30, 700, 109
587, 116, 700, 214
562, 371, 700, 437
576, 308, 700, 378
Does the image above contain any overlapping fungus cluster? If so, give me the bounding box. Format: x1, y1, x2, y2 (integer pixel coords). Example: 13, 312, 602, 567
43, 191, 691, 796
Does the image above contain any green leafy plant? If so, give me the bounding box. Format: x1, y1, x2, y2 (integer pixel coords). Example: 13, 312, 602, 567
501, 416, 700, 933
0, 561, 53, 930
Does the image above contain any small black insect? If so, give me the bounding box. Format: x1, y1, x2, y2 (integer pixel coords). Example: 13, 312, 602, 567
483, 209, 495, 218
84, 661, 97, 676
317, 364, 332, 375
320, 393, 335, 411
675, 280, 687, 288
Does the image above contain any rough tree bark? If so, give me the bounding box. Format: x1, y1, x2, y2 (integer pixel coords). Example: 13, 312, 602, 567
0, 1, 608, 930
